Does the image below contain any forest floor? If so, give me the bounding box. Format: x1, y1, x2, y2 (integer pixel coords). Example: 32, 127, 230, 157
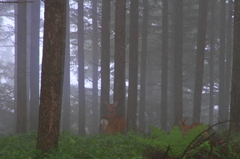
0, 125, 240, 159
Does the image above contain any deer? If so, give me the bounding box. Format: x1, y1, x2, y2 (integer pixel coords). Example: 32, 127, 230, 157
179, 119, 202, 135
100, 101, 126, 134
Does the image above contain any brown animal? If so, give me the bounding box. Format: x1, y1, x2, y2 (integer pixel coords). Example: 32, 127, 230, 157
179, 119, 202, 135
100, 102, 126, 134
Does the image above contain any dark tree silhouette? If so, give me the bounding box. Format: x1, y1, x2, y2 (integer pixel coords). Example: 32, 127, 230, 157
127, 0, 139, 130
62, 0, 70, 132
29, 0, 40, 132
193, 0, 208, 123
160, 0, 169, 131
78, 0, 86, 135
230, 0, 240, 131
139, 0, 149, 132
16, 0, 27, 134
208, 0, 216, 126
114, 0, 126, 116
173, 0, 183, 124
36, 0, 66, 153
91, 0, 99, 134
100, 0, 111, 132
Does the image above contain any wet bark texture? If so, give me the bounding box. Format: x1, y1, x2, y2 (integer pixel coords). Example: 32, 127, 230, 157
36, 0, 66, 153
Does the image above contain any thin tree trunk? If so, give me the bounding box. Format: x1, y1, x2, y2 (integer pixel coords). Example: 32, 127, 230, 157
92, 0, 99, 134
139, 0, 148, 132
173, 0, 183, 124
224, 0, 233, 123
230, 0, 240, 131
193, 0, 208, 123
29, 0, 40, 132
114, 0, 126, 117
62, 0, 71, 131
218, 0, 227, 124
127, 0, 138, 130
16, 0, 27, 134
100, 0, 110, 133
160, 0, 168, 131
78, 0, 86, 135
209, 0, 216, 126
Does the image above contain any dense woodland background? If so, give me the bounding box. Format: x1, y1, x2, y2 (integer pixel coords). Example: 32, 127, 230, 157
0, 0, 235, 136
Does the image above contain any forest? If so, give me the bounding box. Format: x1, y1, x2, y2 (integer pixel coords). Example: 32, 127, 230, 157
1, 0, 240, 158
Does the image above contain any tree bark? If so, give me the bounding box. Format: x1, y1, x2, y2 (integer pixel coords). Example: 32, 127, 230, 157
36, 0, 66, 153
100, 0, 110, 133
29, 0, 40, 132
114, 0, 126, 117
78, 0, 86, 135
92, 0, 99, 134
16, 0, 27, 134
127, 0, 139, 130
173, 0, 183, 125
160, 0, 168, 131
62, 0, 70, 132
139, 0, 148, 132
218, 0, 227, 124
193, 0, 208, 123
230, 0, 240, 131
208, 0, 216, 126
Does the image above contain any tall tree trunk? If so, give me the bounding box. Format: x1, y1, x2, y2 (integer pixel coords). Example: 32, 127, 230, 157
36, 0, 66, 153
173, 0, 183, 124
168, 0, 175, 127
78, 0, 86, 135
209, 0, 216, 126
29, 0, 40, 132
14, 4, 18, 134
114, 0, 126, 117
100, 0, 110, 133
92, 0, 99, 134
218, 0, 227, 124
139, 0, 148, 132
224, 0, 233, 123
230, 0, 240, 131
193, 0, 208, 123
127, 0, 139, 130
16, 0, 27, 134
62, 0, 71, 132
160, 0, 168, 131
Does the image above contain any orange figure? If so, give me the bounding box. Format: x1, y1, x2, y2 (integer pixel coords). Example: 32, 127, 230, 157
100, 102, 126, 134
179, 119, 202, 135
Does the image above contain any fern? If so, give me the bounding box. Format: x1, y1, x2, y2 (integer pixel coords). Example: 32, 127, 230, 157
137, 125, 210, 158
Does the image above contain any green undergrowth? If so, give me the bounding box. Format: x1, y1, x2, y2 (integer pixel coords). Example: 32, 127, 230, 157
0, 127, 240, 159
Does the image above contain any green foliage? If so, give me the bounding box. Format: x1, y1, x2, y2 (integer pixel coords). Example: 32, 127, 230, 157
1, 129, 240, 159
137, 125, 209, 158
0, 131, 144, 159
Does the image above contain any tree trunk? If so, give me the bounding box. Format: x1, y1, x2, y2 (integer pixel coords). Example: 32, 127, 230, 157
209, 0, 216, 126
173, 0, 183, 124
78, 0, 86, 135
100, 0, 110, 133
160, 0, 168, 132
218, 0, 227, 124
139, 0, 148, 132
127, 0, 139, 130
114, 0, 126, 117
62, 0, 70, 132
193, 0, 208, 123
36, 0, 66, 153
29, 0, 40, 132
92, 0, 99, 134
16, 0, 27, 134
230, 0, 240, 131
224, 0, 233, 124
